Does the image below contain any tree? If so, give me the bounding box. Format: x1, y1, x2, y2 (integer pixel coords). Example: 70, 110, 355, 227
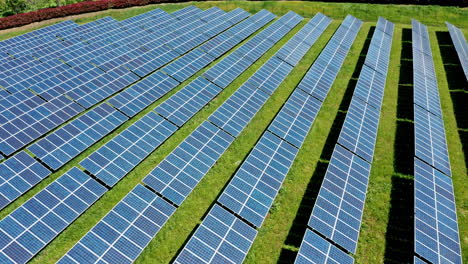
6, 0, 27, 14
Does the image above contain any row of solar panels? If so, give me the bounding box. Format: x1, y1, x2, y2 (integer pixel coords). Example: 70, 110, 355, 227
412, 20, 462, 264
296, 17, 394, 264
0, 8, 297, 263
60, 12, 335, 264
0, 6, 251, 157
0, 7, 278, 213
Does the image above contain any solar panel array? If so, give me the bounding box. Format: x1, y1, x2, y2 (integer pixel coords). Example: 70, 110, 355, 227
414, 159, 462, 264
58, 11, 334, 264
203, 11, 303, 88
80, 112, 177, 187
445, 22, 468, 81
174, 205, 257, 264
295, 17, 393, 262
143, 121, 234, 205
0, 6, 252, 161
0, 167, 106, 264
28, 104, 128, 170
58, 184, 175, 264
412, 20, 461, 264
0, 151, 51, 210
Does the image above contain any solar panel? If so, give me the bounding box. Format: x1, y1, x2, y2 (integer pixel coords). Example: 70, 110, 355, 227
58, 184, 175, 264
217, 131, 298, 227
0, 95, 84, 156
80, 112, 177, 187
413, 68, 442, 118
0, 90, 46, 123
414, 158, 462, 264
143, 121, 234, 205
352, 65, 387, 109
200, 8, 250, 38
364, 30, 393, 75
414, 105, 451, 176
414, 256, 427, 264
295, 229, 354, 264
171, 6, 202, 20
208, 82, 269, 138
308, 145, 371, 254
376, 17, 395, 36
298, 16, 362, 101
174, 204, 257, 264
446, 22, 468, 81
275, 14, 332, 66
162, 49, 215, 82
28, 104, 128, 170
108, 71, 179, 117
267, 89, 321, 149
203, 52, 253, 88
246, 57, 293, 95
124, 45, 179, 77
337, 97, 380, 163
155, 78, 222, 127
251, 9, 277, 27
0, 151, 51, 210
0, 167, 106, 264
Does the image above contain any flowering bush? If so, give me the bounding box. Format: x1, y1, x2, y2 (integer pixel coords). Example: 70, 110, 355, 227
0, 0, 179, 30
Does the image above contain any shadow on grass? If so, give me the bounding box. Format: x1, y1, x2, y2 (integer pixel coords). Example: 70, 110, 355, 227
383, 175, 414, 264
277, 27, 375, 263
436, 31, 468, 168
384, 28, 415, 264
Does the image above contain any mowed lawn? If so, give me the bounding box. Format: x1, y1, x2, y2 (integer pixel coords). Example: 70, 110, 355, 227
0, 1, 466, 264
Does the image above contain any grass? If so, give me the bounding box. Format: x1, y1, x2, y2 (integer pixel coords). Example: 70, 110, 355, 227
0, 1, 467, 264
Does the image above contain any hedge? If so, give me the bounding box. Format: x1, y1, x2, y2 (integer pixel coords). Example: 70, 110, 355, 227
0, 0, 183, 30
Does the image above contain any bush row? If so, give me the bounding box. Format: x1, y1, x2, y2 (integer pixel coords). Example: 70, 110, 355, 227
0, 0, 184, 30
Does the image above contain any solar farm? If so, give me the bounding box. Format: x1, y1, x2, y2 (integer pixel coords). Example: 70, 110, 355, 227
0, 2, 466, 264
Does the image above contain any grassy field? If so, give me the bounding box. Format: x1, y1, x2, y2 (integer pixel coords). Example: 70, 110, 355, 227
0, 1, 467, 264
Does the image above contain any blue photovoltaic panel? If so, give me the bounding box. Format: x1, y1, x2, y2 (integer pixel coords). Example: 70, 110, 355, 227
0, 96, 84, 156
308, 145, 371, 254
352, 65, 387, 109
246, 57, 293, 95
28, 104, 128, 170
295, 229, 354, 264
171, 6, 202, 20
337, 97, 380, 163
0, 151, 51, 210
208, 82, 269, 138
143, 122, 234, 205
412, 19, 431, 55
446, 22, 468, 81
267, 89, 321, 149
0, 90, 46, 122
124, 45, 179, 77
251, 9, 277, 27
275, 13, 331, 66
80, 112, 177, 187
298, 16, 362, 101
155, 78, 222, 127
201, 8, 250, 38
58, 184, 176, 264
174, 204, 257, 264
162, 49, 215, 82
203, 52, 254, 88
376, 17, 395, 36
364, 29, 393, 75
217, 131, 298, 227
413, 51, 442, 117
414, 158, 462, 264
0, 167, 106, 264
414, 105, 451, 176
108, 71, 179, 117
